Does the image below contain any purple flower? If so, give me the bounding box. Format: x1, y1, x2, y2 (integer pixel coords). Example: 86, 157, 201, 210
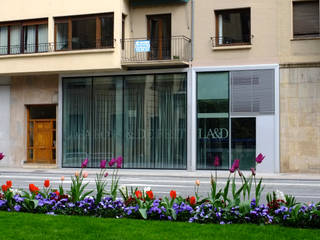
81, 158, 89, 168
229, 159, 240, 173
14, 205, 21, 212
108, 158, 116, 167
256, 153, 265, 164
250, 167, 256, 176
0, 152, 4, 160
116, 156, 123, 168
100, 160, 107, 169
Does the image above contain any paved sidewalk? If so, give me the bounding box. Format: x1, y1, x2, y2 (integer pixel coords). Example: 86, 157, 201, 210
0, 167, 319, 181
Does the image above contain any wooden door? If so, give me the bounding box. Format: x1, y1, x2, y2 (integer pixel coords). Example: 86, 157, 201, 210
147, 14, 171, 60
28, 119, 56, 164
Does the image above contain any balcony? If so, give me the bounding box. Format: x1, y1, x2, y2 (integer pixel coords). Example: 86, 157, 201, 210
0, 39, 120, 75
121, 36, 191, 69
210, 35, 253, 50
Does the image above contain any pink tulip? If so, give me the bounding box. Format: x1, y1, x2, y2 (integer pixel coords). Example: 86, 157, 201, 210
108, 158, 116, 167
81, 158, 89, 168
250, 167, 256, 176
104, 172, 109, 178
61, 176, 65, 181
229, 166, 236, 173
82, 171, 88, 178
256, 153, 265, 164
0, 153, 4, 160
214, 156, 220, 167
100, 159, 107, 169
116, 156, 123, 168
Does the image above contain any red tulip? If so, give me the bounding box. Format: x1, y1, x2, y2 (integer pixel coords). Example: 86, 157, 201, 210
0, 153, 4, 160
29, 184, 39, 194
170, 190, 176, 199
135, 190, 142, 199
146, 190, 154, 199
6, 181, 12, 189
189, 196, 196, 205
1, 184, 8, 192
44, 179, 50, 188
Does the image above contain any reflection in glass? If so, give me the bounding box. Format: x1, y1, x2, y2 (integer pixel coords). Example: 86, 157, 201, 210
231, 118, 256, 170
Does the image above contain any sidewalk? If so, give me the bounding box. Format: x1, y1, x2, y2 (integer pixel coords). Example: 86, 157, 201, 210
1, 167, 319, 181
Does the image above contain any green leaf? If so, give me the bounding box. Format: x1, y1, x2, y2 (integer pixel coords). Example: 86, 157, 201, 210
139, 208, 147, 219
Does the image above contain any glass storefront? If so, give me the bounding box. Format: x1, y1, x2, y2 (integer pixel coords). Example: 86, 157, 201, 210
62, 73, 187, 168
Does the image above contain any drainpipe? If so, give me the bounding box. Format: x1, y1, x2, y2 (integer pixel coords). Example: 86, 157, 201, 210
191, 0, 194, 61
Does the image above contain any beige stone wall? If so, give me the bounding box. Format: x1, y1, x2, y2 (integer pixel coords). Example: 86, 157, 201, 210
10, 75, 58, 167
280, 66, 320, 173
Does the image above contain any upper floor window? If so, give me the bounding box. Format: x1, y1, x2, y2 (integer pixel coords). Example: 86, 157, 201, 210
0, 19, 48, 55
55, 13, 114, 51
214, 8, 251, 46
293, 0, 319, 38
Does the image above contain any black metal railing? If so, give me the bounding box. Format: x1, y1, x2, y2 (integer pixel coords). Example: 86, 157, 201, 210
121, 36, 191, 63
0, 39, 115, 56
210, 35, 253, 47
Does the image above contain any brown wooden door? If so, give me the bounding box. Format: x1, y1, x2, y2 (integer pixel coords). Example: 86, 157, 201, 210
29, 120, 55, 164
147, 14, 171, 60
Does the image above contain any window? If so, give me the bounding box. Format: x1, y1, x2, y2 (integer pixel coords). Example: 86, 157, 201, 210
55, 13, 114, 51
215, 8, 251, 46
293, 0, 319, 38
0, 19, 48, 55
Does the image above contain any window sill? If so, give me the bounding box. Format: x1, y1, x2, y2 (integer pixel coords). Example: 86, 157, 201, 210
291, 37, 320, 41
0, 48, 115, 59
212, 45, 252, 51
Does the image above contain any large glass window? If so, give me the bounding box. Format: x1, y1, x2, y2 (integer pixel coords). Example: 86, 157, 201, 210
55, 13, 114, 51
62, 73, 187, 169
197, 72, 229, 170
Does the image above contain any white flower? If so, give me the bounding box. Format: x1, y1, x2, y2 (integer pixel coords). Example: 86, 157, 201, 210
275, 190, 285, 201
12, 189, 22, 196
143, 186, 151, 193
119, 185, 127, 193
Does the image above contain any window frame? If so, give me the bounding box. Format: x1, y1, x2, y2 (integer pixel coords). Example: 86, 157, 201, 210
214, 8, 251, 47
0, 18, 48, 55
54, 13, 114, 51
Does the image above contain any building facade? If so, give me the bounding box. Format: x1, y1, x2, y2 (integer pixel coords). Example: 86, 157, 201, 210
0, 0, 319, 173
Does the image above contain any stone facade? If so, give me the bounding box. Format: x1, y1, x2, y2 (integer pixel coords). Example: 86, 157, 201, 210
10, 75, 58, 166
280, 66, 320, 173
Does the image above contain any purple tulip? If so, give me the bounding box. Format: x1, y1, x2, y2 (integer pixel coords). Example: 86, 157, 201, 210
116, 156, 123, 168
104, 172, 109, 177
100, 160, 107, 169
229, 166, 236, 173
250, 167, 256, 176
0, 153, 4, 160
214, 156, 220, 167
81, 158, 88, 168
256, 153, 265, 164
108, 158, 116, 167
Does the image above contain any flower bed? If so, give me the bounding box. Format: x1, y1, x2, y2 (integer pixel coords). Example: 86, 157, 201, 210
0, 153, 320, 228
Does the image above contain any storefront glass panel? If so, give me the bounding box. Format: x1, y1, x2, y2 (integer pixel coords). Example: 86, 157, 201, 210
62, 73, 187, 168
197, 72, 229, 170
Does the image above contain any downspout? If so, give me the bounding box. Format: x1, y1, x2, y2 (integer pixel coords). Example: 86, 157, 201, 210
191, 0, 194, 61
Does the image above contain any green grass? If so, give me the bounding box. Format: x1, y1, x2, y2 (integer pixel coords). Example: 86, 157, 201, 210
0, 212, 319, 240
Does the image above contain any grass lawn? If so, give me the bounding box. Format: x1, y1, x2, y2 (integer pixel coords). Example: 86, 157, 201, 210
0, 212, 319, 240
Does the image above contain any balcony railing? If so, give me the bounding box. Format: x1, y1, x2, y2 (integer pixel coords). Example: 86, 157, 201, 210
210, 35, 254, 47
0, 39, 115, 56
121, 36, 191, 64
